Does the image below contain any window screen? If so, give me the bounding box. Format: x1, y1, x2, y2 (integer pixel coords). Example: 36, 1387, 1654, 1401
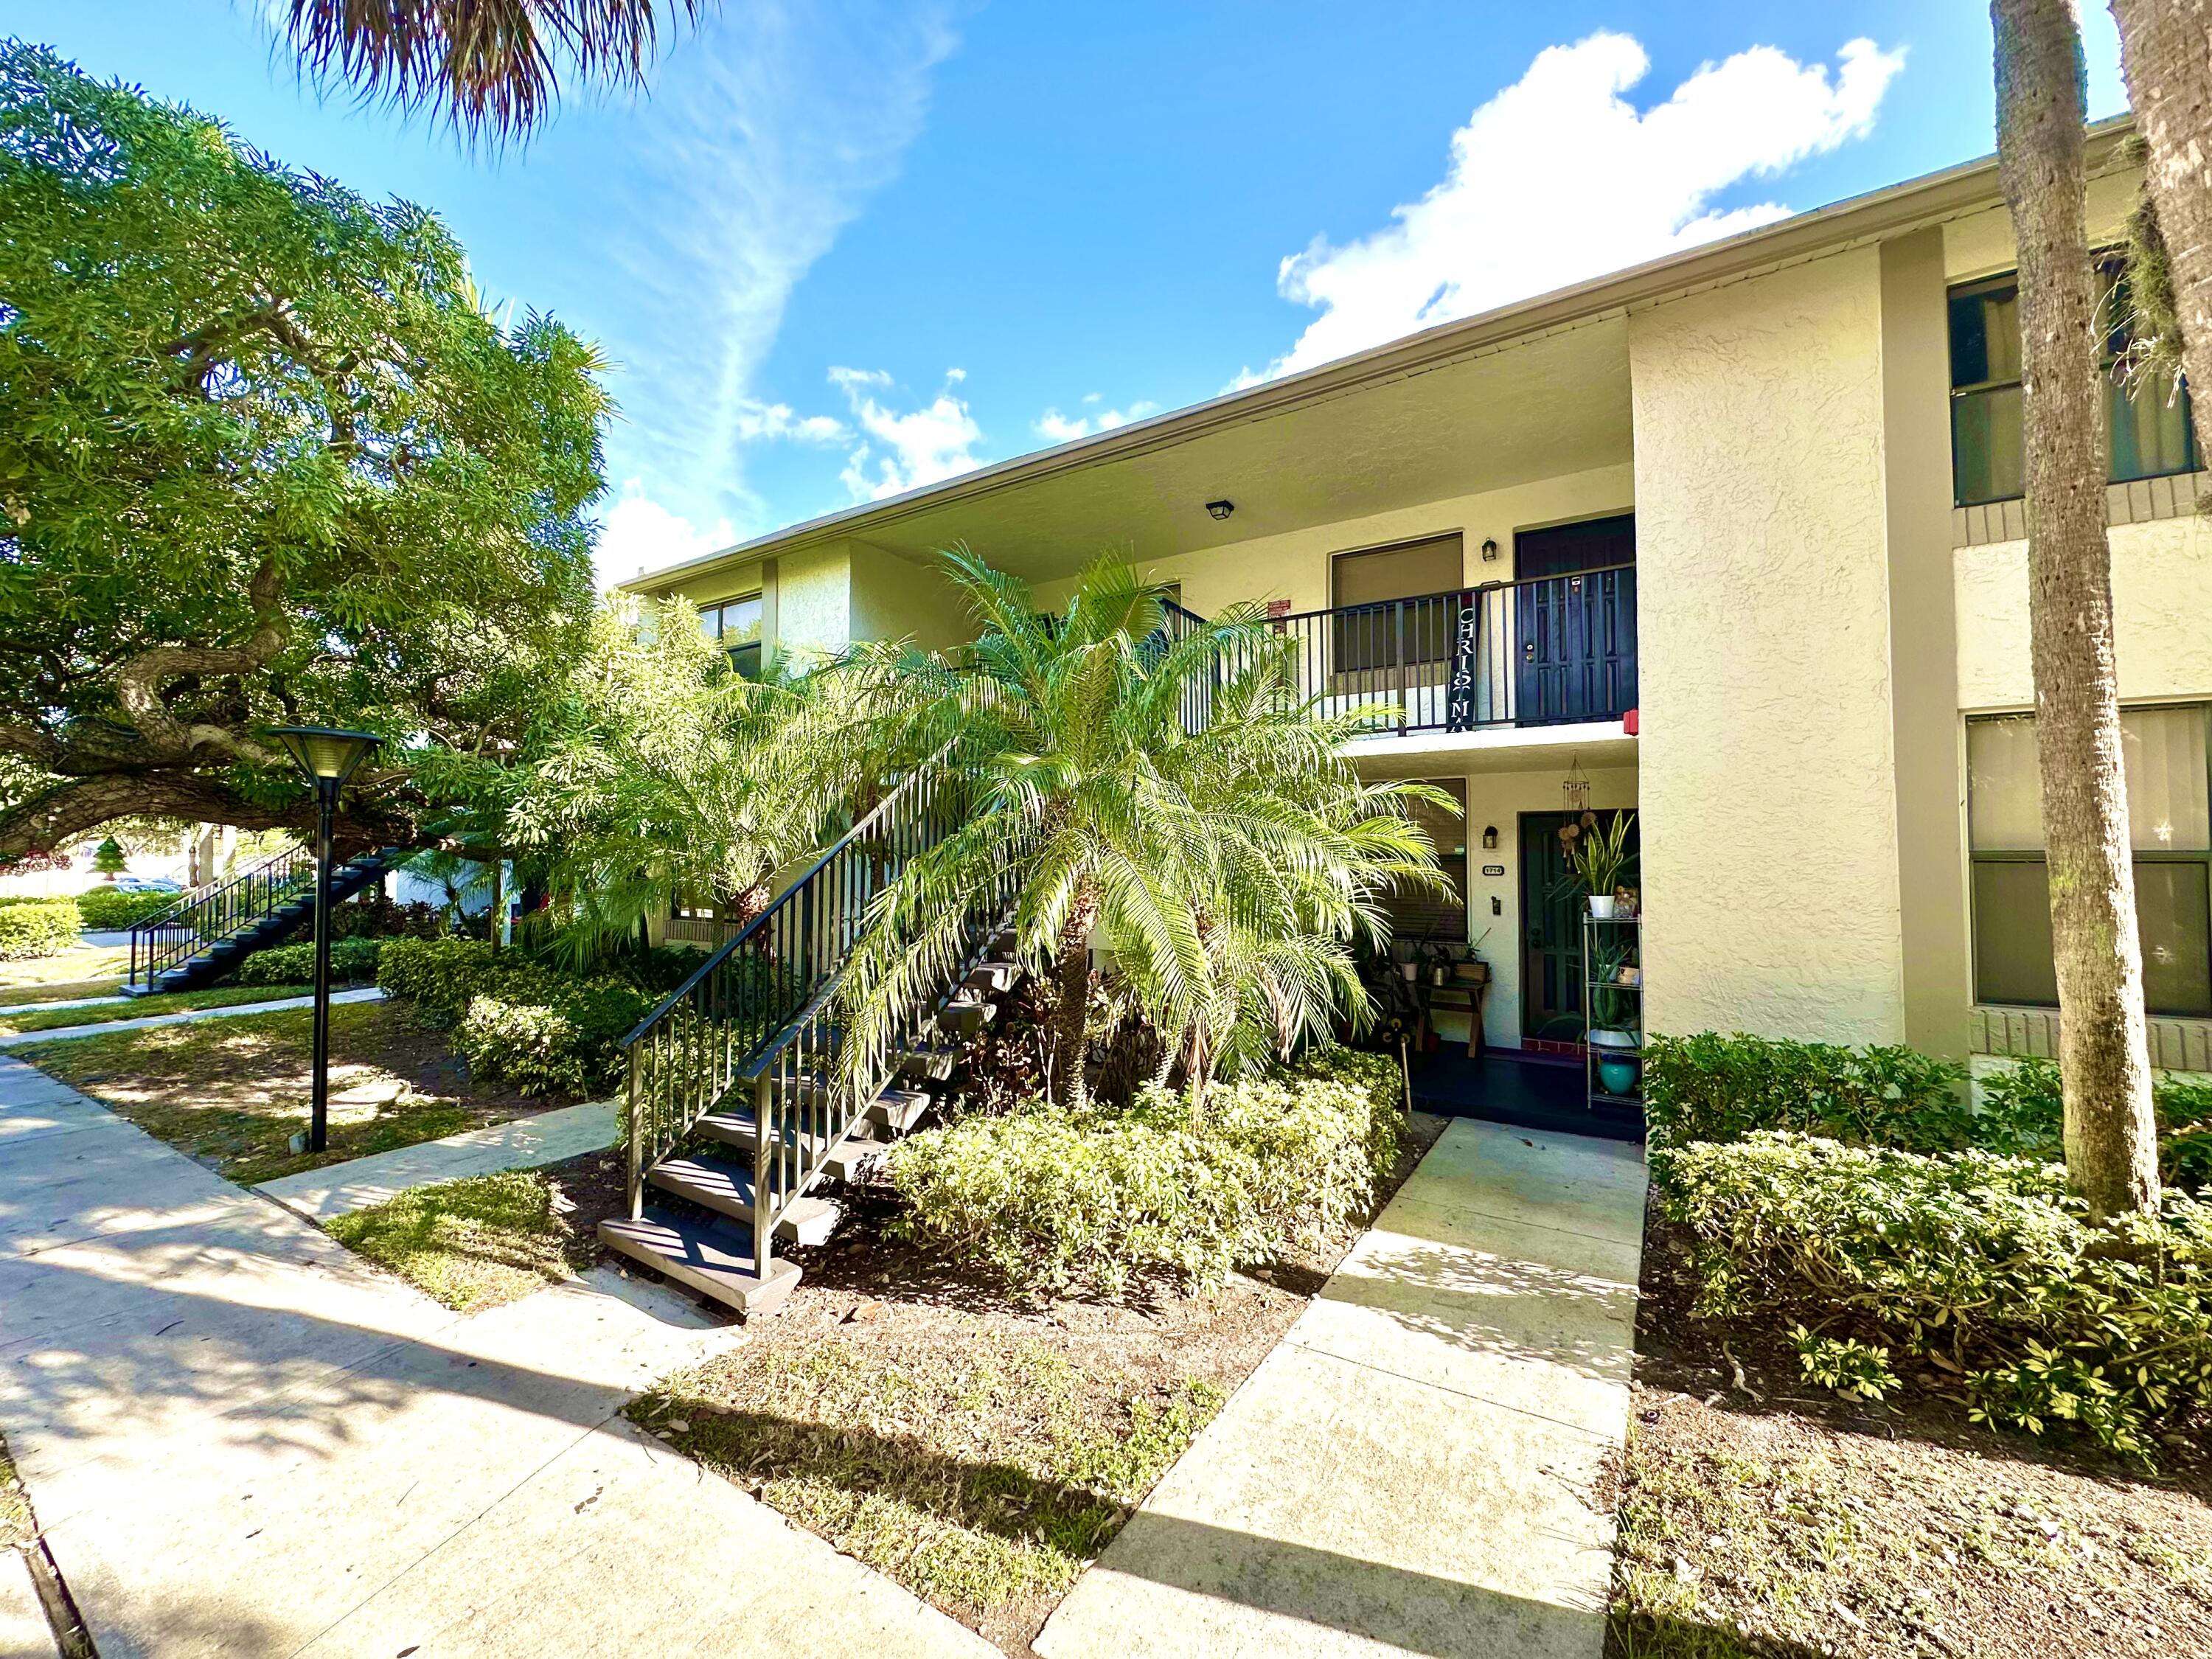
1330, 536, 1464, 674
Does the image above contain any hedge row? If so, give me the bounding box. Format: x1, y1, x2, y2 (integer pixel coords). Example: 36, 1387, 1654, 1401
74, 888, 179, 931
886, 1047, 1405, 1300
377, 938, 653, 1099
0, 898, 81, 961
237, 938, 382, 987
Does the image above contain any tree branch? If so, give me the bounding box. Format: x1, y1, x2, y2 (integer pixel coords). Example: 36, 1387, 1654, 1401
111, 558, 288, 764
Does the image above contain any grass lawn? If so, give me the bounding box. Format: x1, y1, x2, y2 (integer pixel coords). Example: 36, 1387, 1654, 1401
0, 1436, 30, 1552
635, 1337, 1222, 1640
327, 1169, 584, 1312
0, 981, 314, 1037
0, 943, 128, 1000
15, 998, 580, 1187
1607, 1220, 2212, 1658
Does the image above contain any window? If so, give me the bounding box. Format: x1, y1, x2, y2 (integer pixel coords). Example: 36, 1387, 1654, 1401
1967, 704, 2212, 1017
1949, 263, 2199, 507
700, 593, 764, 679
1382, 777, 1467, 942
1329, 534, 1463, 675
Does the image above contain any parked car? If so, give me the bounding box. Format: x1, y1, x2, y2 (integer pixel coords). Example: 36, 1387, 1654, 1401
109, 875, 182, 894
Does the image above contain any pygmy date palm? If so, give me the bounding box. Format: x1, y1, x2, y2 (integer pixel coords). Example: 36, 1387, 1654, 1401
841, 550, 1451, 1107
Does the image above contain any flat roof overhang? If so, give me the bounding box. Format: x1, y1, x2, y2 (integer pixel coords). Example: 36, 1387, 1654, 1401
630, 118, 2135, 595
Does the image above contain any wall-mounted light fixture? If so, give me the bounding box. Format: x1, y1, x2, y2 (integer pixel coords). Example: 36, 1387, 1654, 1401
1481, 824, 1498, 850
1205, 499, 1235, 521
1480, 537, 1499, 561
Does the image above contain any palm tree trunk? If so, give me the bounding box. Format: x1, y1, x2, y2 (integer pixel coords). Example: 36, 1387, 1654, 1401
1047, 879, 1100, 1109
1995, 0, 2163, 1219
2110, 0, 2212, 467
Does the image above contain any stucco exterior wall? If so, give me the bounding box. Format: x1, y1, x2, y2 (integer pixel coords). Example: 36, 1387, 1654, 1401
848, 540, 972, 652
1029, 462, 1634, 619
1955, 514, 2212, 709
1941, 169, 2138, 282
1630, 248, 1907, 1044
775, 543, 854, 665
648, 558, 765, 616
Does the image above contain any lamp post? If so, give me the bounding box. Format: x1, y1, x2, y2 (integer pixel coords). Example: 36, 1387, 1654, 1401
270, 726, 383, 1154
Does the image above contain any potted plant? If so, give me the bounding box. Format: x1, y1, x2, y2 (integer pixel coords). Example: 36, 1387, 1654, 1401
1567, 810, 1635, 919
1586, 933, 1640, 1057
1452, 926, 1494, 986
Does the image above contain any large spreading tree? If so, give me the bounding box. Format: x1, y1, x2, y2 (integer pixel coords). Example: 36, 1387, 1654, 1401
0, 44, 611, 863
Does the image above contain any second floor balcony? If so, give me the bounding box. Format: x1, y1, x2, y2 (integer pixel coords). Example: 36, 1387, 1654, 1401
1213, 563, 1638, 740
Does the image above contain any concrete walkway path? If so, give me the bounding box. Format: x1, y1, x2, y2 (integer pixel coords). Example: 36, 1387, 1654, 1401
0, 986, 383, 1048
1037, 1119, 1646, 1659
0, 1056, 994, 1659
257, 1100, 619, 1221
0, 995, 128, 1018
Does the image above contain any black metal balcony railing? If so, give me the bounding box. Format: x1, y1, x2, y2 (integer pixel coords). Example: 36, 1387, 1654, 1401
1237, 563, 1637, 737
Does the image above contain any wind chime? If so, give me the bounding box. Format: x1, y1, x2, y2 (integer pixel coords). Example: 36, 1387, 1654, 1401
1557, 757, 1595, 866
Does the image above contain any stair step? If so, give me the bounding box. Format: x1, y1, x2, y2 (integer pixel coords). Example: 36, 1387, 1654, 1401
963, 960, 1020, 995
694, 1108, 896, 1182
647, 1155, 842, 1246
897, 1044, 959, 1081
936, 994, 995, 1037
597, 1210, 801, 1315
870, 1087, 931, 1133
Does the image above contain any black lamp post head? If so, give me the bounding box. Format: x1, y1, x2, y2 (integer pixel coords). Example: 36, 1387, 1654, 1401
270, 726, 383, 787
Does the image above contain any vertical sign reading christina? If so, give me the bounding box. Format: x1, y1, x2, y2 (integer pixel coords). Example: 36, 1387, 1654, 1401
1446, 594, 1479, 731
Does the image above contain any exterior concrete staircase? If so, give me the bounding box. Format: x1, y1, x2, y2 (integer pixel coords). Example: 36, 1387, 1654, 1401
124, 844, 407, 995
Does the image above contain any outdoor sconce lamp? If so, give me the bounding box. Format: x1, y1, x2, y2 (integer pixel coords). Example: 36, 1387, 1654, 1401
1205, 499, 1234, 521
1481, 537, 1499, 561
1481, 824, 1498, 850
271, 726, 383, 1155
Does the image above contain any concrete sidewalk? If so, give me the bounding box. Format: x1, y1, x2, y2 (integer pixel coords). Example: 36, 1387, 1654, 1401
0, 1056, 994, 1659
257, 1100, 619, 1221
1036, 1119, 1646, 1659
0, 987, 384, 1048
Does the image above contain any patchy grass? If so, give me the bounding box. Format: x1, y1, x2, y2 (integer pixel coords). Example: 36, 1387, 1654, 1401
634, 1338, 1221, 1629
327, 1170, 581, 1312
1607, 1215, 2212, 1659
0, 1436, 31, 1551
0, 982, 310, 1037
0, 943, 127, 997
15, 998, 575, 1186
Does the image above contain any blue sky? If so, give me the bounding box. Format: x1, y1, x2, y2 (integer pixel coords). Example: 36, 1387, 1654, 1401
15, 2, 2129, 584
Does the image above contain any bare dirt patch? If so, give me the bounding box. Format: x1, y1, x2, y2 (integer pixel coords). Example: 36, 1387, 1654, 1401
1607, 1209, 2212, 1659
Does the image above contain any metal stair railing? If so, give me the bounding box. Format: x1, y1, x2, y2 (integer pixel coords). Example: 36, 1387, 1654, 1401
126, 844, 316, 992
619, 747, 973, 1271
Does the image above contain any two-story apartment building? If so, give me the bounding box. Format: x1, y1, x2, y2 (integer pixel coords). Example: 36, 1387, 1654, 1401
628, 117, 2212, 1075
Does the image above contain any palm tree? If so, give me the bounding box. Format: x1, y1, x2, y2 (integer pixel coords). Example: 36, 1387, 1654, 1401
276, 1, 706, 142
1993, 0, 2162, 1217
501, 595, 884, 967
841, 550, 1451, 1107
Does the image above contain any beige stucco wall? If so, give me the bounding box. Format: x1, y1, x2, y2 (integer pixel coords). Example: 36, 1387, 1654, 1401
1029, 462, 1634, 619
1630, 248, 1907, 1044
650, 557, 765, 615
1941, 168, 2138, 282
774, 543, 854, 665
1955, 514, 2212, 709
848, 539, 973, 652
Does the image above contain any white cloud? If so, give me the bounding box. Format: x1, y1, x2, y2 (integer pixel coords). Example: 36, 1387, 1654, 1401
830, 367, 986, 501
731, 398, 848, 443
1034, 399, 1161, 442
568, 0, 959, 574
1241, 32, 1905, 383
592, 479, 737, 589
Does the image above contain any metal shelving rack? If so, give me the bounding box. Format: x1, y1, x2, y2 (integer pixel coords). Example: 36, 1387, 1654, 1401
1582, 910, 1644, 1115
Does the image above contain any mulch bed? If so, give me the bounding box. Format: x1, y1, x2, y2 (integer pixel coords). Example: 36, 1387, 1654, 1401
1605, 1203, 2212, 1658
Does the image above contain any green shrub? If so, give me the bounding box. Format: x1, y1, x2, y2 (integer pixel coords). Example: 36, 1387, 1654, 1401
1656, 1132, 2212, 1461
74, 888, 178, 931
0, 898, 81, 960
888, 1046, 1405, 1300
236, 937, 381, 987
455, 977, 651, 1098
377, 938, 543, 1023
888, 1107, 1259, 1299
1978, 1056, 2212, 1192
1644, 1032, 1971, 1152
